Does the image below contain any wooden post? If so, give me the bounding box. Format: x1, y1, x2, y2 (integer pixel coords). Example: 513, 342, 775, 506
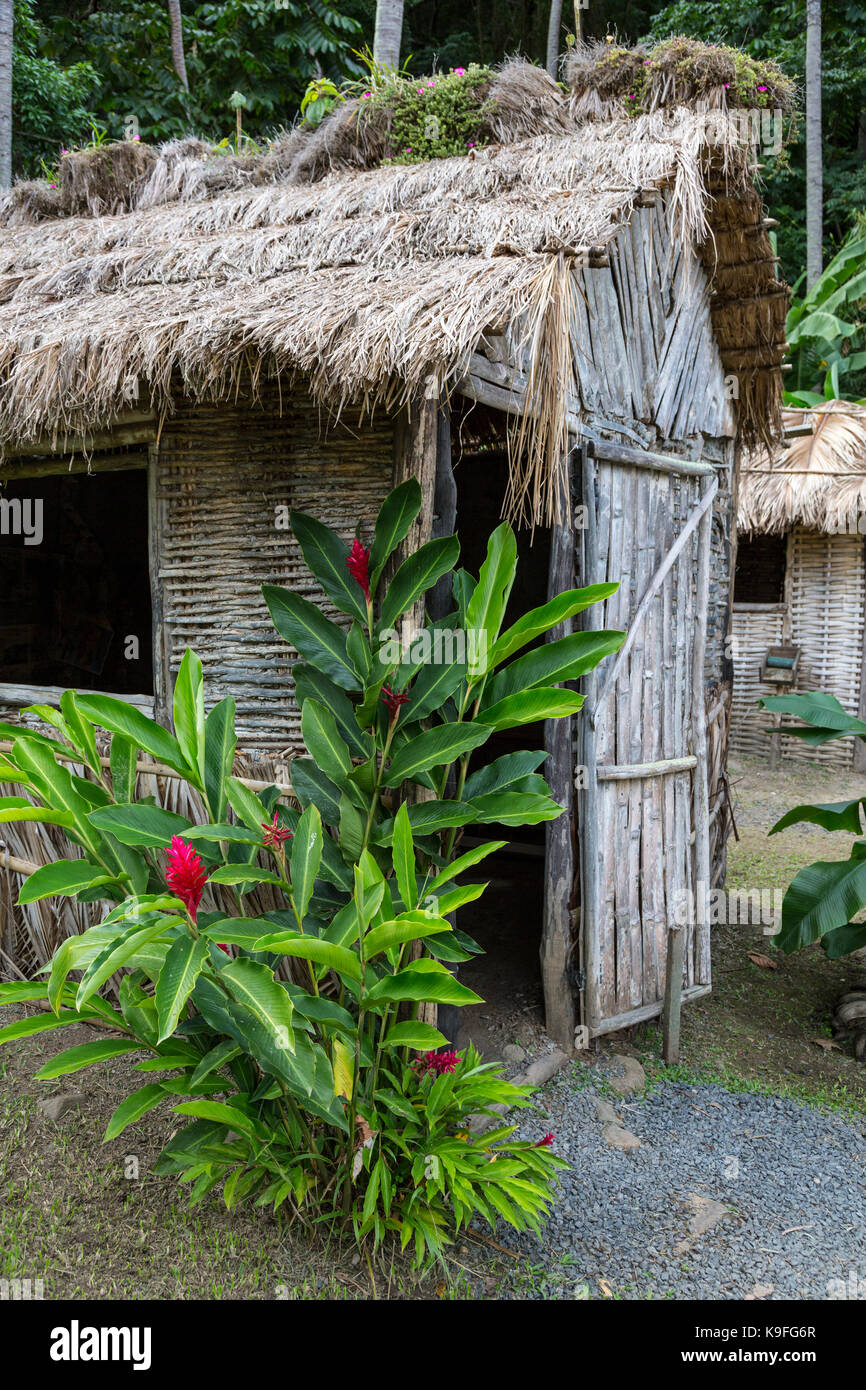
661, 925, 685, 1064
429, 405, 456, 622
577, 444, 602, 1041
855, 538, 866, 773
541, 446, 578, 1053
147, 445, 171, 729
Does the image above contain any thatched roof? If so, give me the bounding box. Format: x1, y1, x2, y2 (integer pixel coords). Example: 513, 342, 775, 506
0, 52, 788, 486
738, 402, 866, 534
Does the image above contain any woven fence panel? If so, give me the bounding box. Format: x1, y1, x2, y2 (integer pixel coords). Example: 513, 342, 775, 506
786, 528, 864, 768
731, 529, 865, 768
730, 605, 785, 758
157, 386, 393, 753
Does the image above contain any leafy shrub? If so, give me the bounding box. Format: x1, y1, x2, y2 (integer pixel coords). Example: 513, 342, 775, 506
0, 481, 622, 1265
761, 691, 866, 959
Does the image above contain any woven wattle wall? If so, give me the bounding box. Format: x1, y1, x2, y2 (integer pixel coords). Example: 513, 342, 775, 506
731, 527, 866, 768
155, 384, 393, 755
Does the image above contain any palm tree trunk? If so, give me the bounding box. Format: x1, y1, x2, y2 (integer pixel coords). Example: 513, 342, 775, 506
167, 0, 189, 92
373, 0, 404, 71
0, 0, 12, 192
805, 0, 822, 290
546, 0, 563, 79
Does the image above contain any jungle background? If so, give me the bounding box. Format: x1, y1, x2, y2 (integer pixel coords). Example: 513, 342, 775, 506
7, 0, 865, 287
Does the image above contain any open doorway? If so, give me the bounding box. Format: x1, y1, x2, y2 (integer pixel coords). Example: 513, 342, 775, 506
450, 435, 552, 1063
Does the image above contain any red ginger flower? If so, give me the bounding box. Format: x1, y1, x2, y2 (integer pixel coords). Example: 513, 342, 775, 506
165, 835, 208, 925
536, 1131, 555, 1148
413, 1049, 459, 1076
346, 538, 371, 601
382, 683, 410, 720
261, 811, 293, 848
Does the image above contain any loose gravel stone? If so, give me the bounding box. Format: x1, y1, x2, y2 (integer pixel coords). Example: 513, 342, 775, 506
486, 1070, 866, 1300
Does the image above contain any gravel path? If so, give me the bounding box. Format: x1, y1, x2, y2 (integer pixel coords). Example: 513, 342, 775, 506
493, 1065, 866, 1300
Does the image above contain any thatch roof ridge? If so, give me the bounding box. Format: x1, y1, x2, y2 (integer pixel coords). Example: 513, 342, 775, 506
0, 56, 788, 520
738, 402, 866, 535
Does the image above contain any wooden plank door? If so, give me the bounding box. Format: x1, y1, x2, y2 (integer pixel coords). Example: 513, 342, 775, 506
576, 443, 717, 1038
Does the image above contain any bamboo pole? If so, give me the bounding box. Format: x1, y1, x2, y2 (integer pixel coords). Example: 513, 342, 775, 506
0, 739, 293, 795
0, 849, 39, 875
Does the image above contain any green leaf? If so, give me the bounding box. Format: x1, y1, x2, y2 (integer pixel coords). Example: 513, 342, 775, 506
760, 692, 866, 744
7, 739, 102, 854
225, 776, 272, 834
364, 912, 451, 957
490, 583, 618, 667
173, 650, 206, 784
776, 845, 866, 953
291, 804, 323, 921
364, 958, 482, 1008
465, 522, 517, 661
379, 536, 460, 631
383, 1021, 450, 1051
479, 687, 584, 732
374, 801, 479, 843
483, 629, 624, 707
88, 803, 192, 849
76, 919, 178, 1010
251, 931, 362, 982
370, 478, 423, 587
199, 917, 275, 948
208, 865, 284, 888
464, 751, 547, 798
154, 936, 210, 1043
397, 638, 468, 725
292, 667, 371, 759
220, 956, 296, 1055
468, 791, 563, 826
263, 585, 358, 691
301, 700, 352, 783
0, 1010, 98, 1044
34, 1038, 142, 1080
104, 1084, 170, 1141
17, 860, 115, 906
384, 722, 491, 787
171, 1099, 261, 1140
392, 803, 418, 911
75, 694, 193, 778
290, 758, 342, 824
770, 800, 866, 836
188, 1040, 242, 1090
109, 734, 139, 804
823, 922, 866, 960
338, 793, 366, 861
203, 697, 237, 823
59, 691, 100, 774
184, 823, 263, 845
424, 840, 508, 895
291, 510, 368, 623
0, 804, 75, 829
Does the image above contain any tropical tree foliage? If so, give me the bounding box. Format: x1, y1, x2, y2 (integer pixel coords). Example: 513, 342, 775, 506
785, 222, 866, 404
760, 691, 866, 960
0, 482, 622, 1264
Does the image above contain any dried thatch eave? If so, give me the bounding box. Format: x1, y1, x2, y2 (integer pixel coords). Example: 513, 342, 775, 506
0, 58, 788, 512
738, 403, 866, 534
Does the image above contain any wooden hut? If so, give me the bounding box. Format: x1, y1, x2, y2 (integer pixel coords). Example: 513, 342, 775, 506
732, 403, 866, 769
0, 55, 788, 1050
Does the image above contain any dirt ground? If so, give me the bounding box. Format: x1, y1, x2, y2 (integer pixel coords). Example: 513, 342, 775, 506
1, 755, 864, 1299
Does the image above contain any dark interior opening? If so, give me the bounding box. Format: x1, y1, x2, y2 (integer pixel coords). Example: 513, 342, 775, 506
0, 469, 154, 695
734, 533, 787, 604
449, 443, 552, 1061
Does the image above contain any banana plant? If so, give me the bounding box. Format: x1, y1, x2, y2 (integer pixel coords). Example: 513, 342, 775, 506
761, 691, 866, 958
0, 479, 621, 1265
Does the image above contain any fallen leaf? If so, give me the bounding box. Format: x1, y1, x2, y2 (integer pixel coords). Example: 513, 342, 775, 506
745, 1283, 774, 1300
747, 951, 778, 970
810, 1037, 841, 1051
598, 1278, 614, 1299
